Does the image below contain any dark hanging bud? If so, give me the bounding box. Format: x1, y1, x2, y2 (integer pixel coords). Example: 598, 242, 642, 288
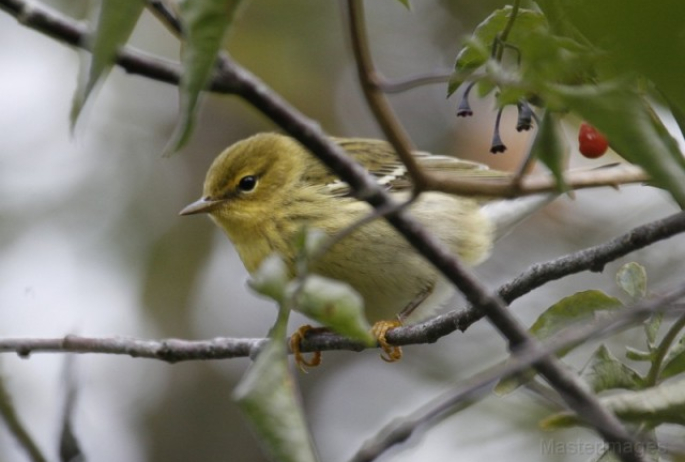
516, 101, 534, 132
490, 108, 507, 154
456, 81, 476, 117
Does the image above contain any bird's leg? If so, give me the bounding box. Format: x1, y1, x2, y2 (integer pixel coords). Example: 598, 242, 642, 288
289, 325, 326, 372
371, 285, 434, 362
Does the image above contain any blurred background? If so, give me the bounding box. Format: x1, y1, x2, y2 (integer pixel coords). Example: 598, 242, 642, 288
1, 0, 684, 461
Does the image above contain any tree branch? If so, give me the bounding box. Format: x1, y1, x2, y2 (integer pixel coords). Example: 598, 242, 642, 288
351, 284, 685, 462
2, 210, 682, 362
0, 0, 648, 198
1, 2, 677, 460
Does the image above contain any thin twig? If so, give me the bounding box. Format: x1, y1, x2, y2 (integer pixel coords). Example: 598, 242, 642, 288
0, 0, 650, 198
346, 0, 428, 192
0, 3, 672, 460
645, 312, 685, 386
376, 71, 452, 93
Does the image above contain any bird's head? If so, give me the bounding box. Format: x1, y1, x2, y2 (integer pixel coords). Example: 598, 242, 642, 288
180, 133, 308, 227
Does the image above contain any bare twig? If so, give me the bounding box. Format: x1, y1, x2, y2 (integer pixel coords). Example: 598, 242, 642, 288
377, 71, 452, 93
0, 0, 650, 198
2, 210, 683, 362
346, 0, 427, 192
0, 2, 674, 460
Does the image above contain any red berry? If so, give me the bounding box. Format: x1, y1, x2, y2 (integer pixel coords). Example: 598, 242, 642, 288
578, 122, 609, 158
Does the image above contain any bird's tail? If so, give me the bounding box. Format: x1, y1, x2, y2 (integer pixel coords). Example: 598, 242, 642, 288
481, 193, 557, 242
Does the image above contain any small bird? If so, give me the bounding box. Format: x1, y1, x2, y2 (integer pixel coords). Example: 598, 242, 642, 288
180, 133, 552, 365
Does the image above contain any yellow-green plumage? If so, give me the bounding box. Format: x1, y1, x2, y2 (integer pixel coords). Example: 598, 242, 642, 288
182, 133, 532, 322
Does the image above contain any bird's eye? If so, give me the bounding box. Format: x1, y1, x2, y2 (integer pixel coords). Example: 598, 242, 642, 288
238, 175, 258, 192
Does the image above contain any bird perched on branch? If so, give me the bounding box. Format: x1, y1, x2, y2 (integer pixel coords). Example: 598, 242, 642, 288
180, 133, 553, 366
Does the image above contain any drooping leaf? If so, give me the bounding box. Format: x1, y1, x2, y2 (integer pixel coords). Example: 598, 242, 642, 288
165, 0, 247, 155
233, 307, 318, 462
615, 262, 647, 301
529, 110, 568, 192
248, 254, 291, 303
288, 276, 374, 346
547, 81, 685, 206
541, 378, 685, 429
581, 345, 645, 393
392, 0, 411, 9
71, 0, 145, 125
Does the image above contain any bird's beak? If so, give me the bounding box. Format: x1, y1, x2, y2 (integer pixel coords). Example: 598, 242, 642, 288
179, 197, 226, 216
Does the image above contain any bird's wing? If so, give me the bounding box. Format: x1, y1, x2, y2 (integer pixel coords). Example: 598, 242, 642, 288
314, 138, 506, 197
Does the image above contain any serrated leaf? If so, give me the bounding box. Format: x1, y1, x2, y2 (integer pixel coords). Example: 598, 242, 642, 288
165, 0, 247, 155
289, 276, 374, 346
455, 7, 547, 73
497, 291, 623, 394
248, 254, 291, 303
661, 336, 685, 380
233, 307, 318, 462
625, 346, 654, 362
71, 0, 145, 126
530, 110, 568, 192
533, 290, 623, 342
616, 262, 647, 301
582, 345, 645, 393
541, 378, 685, 429
644, 312, 663, 352
547, 82, 685, 206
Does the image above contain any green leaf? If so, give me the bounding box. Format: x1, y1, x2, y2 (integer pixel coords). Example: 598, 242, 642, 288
247, 254, 291, 303
615, 262, 647, 301
582, 345, 645, 393
529, 111, 568, 193
289, 276, 374, 346
541, 378, 685, 429
455, 7, 547, 73
496, 291, 623, 394
233, 307, 318, 462
625, 346, 654, 363
547, 81, 685, 206
542, 0, 685, 123
644, 313, 663, 353
531, 290, 623, 341
449, 7, 548, 96
392, 0, 411, 9
71, 0, 145, 125
661, 336, 685, 380
165, 0, 247, 155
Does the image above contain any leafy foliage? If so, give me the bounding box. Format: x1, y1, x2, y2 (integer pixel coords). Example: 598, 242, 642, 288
449, 3, 685, 203
71, 0, 145, 124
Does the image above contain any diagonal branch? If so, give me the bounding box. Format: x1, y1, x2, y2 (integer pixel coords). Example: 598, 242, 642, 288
1, 2, 675, 460
0, 0, 648, 198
